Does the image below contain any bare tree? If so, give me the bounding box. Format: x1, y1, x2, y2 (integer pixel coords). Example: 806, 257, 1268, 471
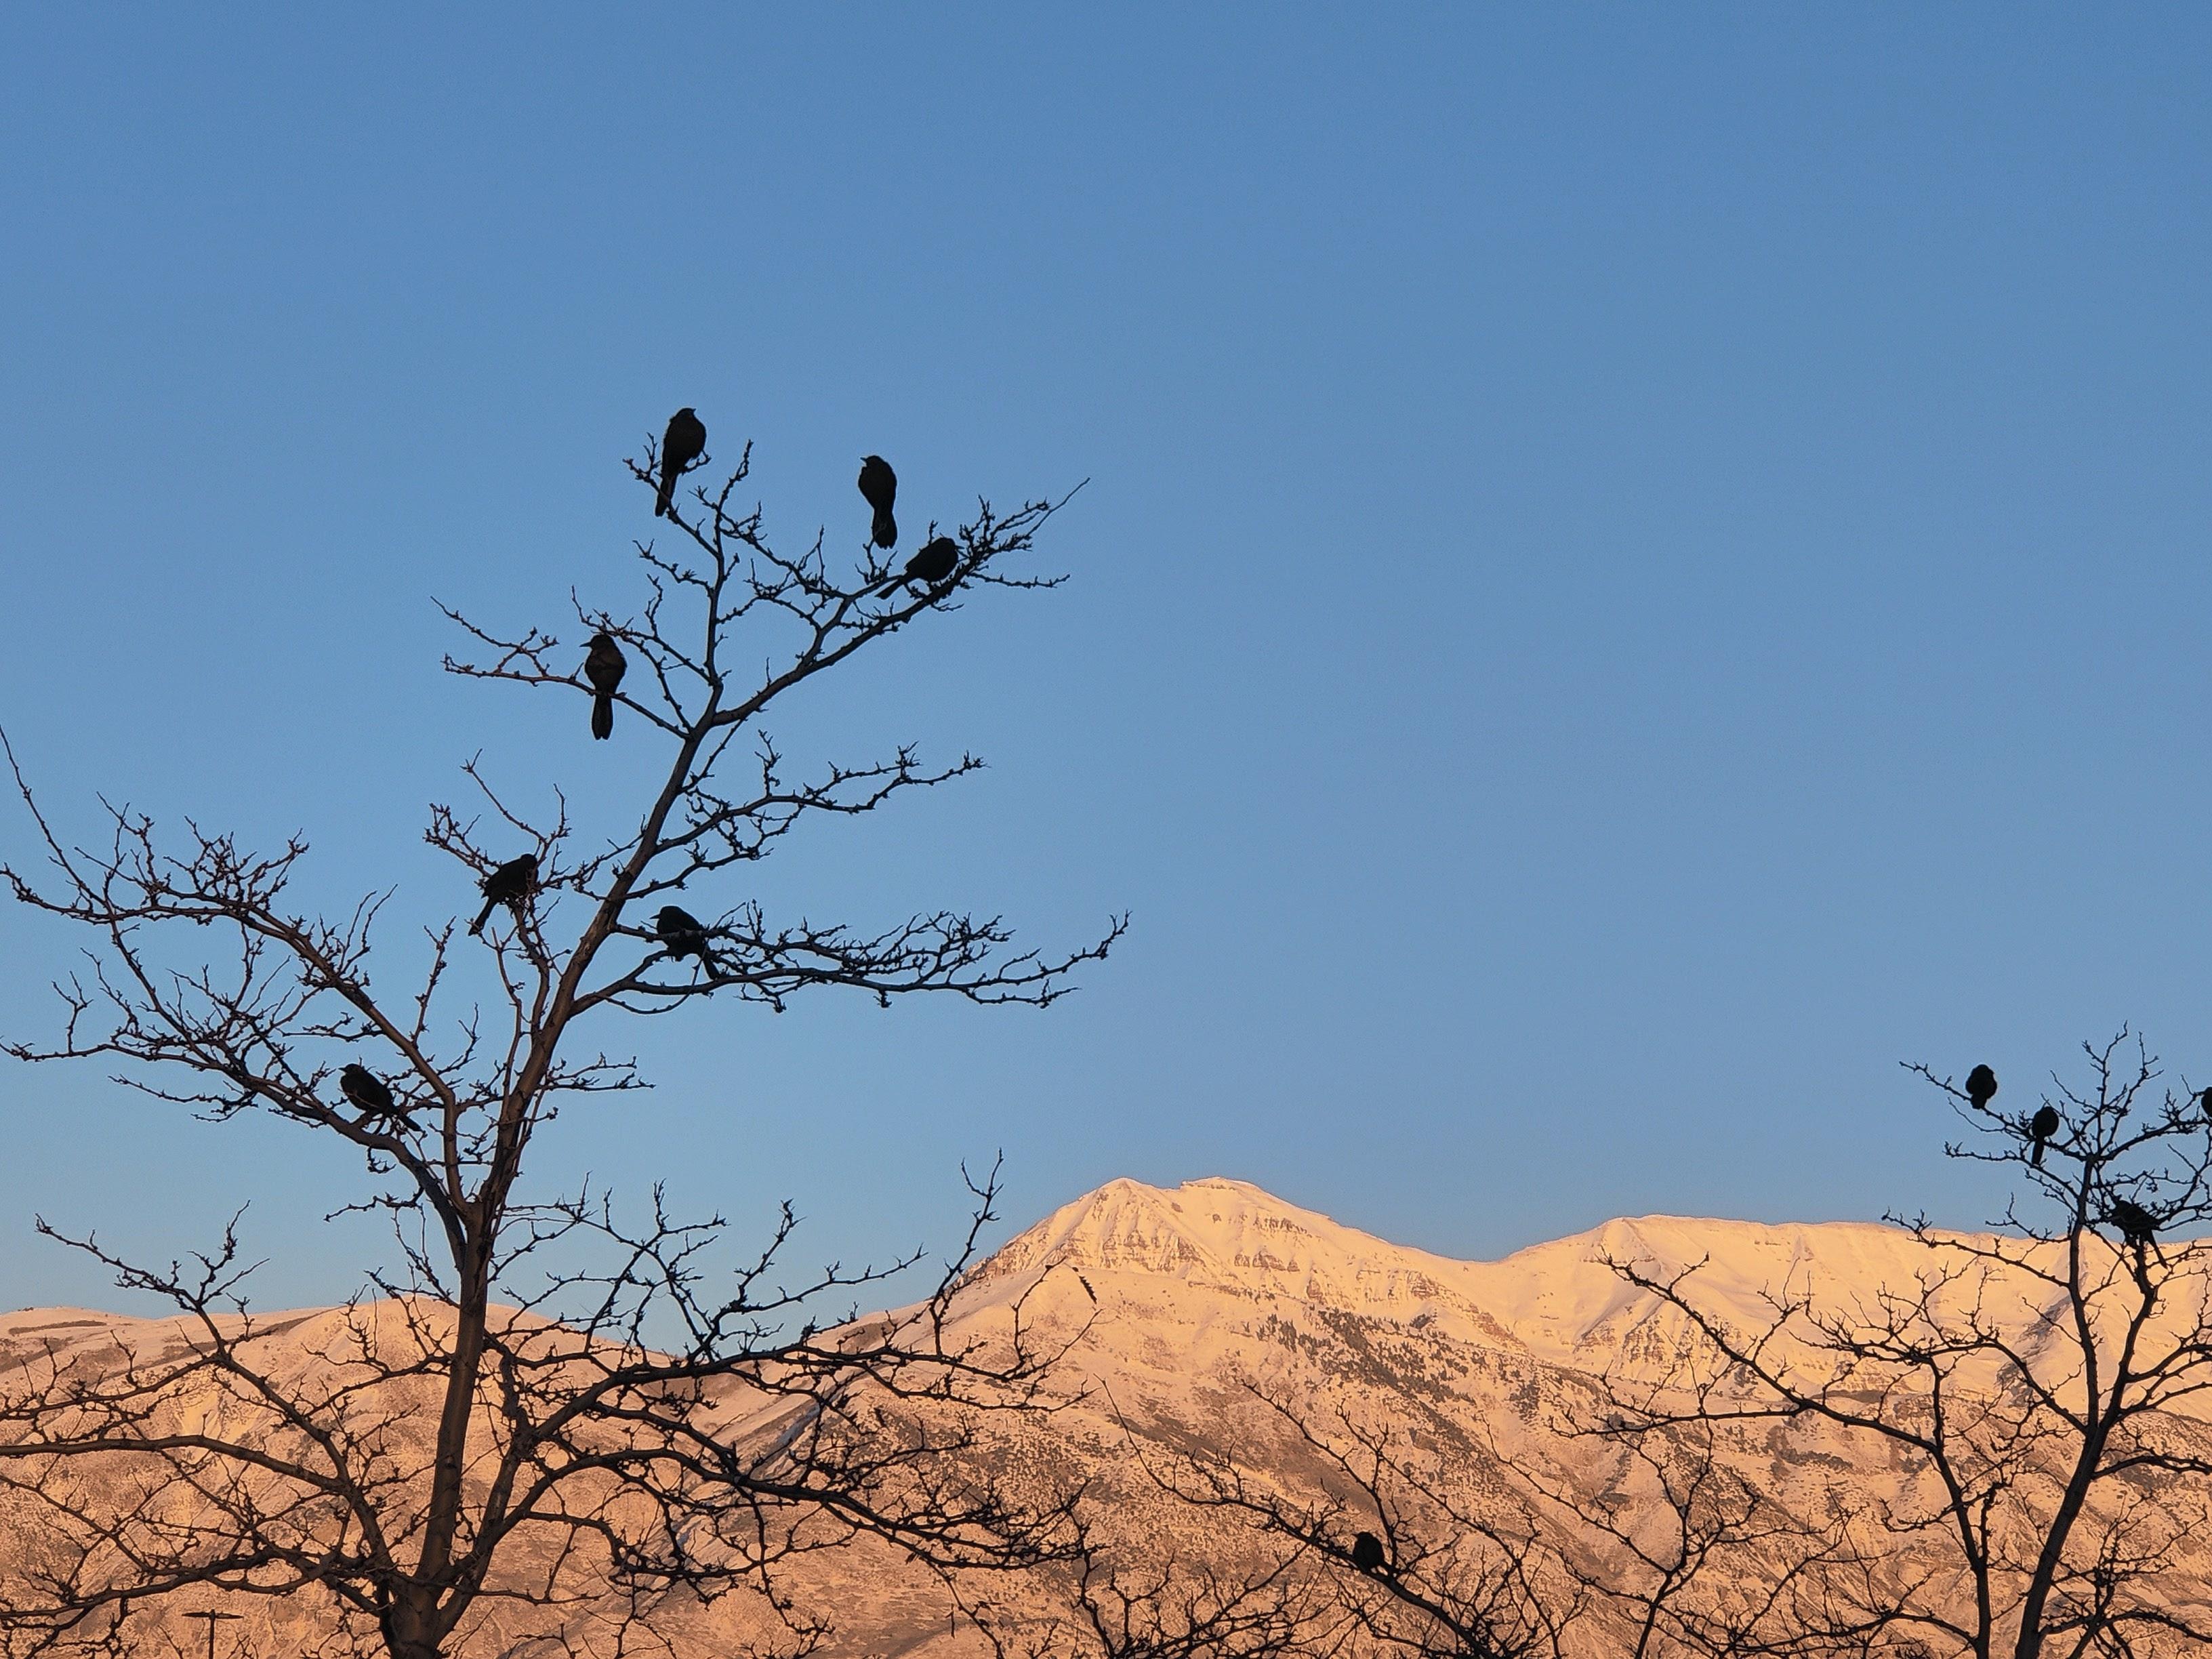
0, 430, 1123, 1658
1130, 1380, 1589, 1659
1122, 1372, 1888, 1659
1598, 1031, 2212, 1659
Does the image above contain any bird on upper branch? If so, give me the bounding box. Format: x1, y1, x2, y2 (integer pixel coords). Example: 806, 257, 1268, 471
470, 853, 539, 937
1350, 1532, 1387, 1576
584, 632, 627, 740
857, 454, 898, 550
340, 1063, 406, 1120
2108, 1197, 2158, 1250
877, 535, 959, 596
654, 904, 717, 971
2029, 1104, 2060, 1167
1966, 1065, 1998, 1111
657, 407, 706, 518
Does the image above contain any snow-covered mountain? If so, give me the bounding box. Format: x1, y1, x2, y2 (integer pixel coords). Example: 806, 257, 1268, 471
4, 1176, 2207, 1656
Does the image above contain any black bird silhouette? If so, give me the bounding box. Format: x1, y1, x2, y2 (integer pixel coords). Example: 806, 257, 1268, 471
2198, 1086, 2212, 1124
1350, 1532, 1387, 1576
877, 535, 960, 596
654, 905, 716, 969
339, 1063, 402, 1119
1966, 1065, 1999, 1111
857, 454, 898, 549
2108, 1198, 2158, 1249
470, 853, 539, 937
2029, 1104, 2060, 1167
584, 633, 627, 741
657, 407, 706, 518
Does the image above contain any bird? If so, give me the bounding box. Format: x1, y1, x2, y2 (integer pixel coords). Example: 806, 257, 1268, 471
2108, 1198, 2158, 1250
877, 535, 960, 596
653, 905, 716, 969
1966, 1065, 1999, 1111
2028, 1105, 2060, 1166
657, 408, 706, 518
470, 853, 539, 937
2198, 1086, 2212, 1124
857, 455, 898, 550
339, 1063, 403, 1119
584, 633, 627, 741
1350, 1532, 1387, 1576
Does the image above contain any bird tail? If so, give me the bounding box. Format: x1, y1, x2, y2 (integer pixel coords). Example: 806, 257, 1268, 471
655, 471, 675, 518
874, 508, 898, 550
2031, 1140, 2045, 1168
592, 693, 614, 741
470, 897, 497, 937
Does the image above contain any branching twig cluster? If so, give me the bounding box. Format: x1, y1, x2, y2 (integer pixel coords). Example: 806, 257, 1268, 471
0, 434, 1117, 1659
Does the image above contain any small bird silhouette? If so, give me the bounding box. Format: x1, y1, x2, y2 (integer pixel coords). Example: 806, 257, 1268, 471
1966, 1065, 1999, 1111
654, 905, 716, 969
584, 633, 627, 741
340, 1063, 403, 1119
1350, 1532, 1387, 1575
2108, 1198, 2158, 1249
857, 455, 898, 550
657, 408, 706, 518
470, 854, 539, 937
2198, 1086, 2212, 1124
877, 535, 960, 596
2029, 1105, 2060, 1167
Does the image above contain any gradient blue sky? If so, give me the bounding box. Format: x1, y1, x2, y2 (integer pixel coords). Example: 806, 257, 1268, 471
3, 10, 2209, 1313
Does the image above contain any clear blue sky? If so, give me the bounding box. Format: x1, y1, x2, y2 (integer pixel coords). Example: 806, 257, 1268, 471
3, 10, 2208, 1312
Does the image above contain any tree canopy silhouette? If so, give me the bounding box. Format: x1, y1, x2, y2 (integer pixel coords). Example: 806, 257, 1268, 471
0, 419, 1118, 1659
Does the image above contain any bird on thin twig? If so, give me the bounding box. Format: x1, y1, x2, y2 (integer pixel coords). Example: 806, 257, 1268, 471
1350, 1532, 1387, 1576
858, 454, 898, 550
654, 905, 717, 971
584, 633, 627, 741
2107, 1197, 2162, 1294
876, 535, 960, 596
1966, 1065, 1998, 1111
657, 408, 706, 518
470, 854, 539, 937
340, 1063, 408, 1122
2029, 1104, 2060, 1167
2198, 1086, 2212, 1125
2108, 1198, 2158, 1250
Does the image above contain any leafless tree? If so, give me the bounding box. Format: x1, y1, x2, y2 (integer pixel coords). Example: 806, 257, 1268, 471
1122, 1372, 1891, 1659
0, 430, 1123, 1658
1022, 1519, 1346, 1659
1598, 1031, 2212, 1659
1126, 1380, 1589, 1659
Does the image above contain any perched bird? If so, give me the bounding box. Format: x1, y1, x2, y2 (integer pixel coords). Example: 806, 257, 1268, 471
657, 407, 707, 518
2198, 1086, 2212, 1124
857, 455, 898, 550
470, 853, 540, 937
2029, 1104, 2060, 1167
1350, 1532, 1387, 1576
584, 633, 628, 741
1966, 1065, 1999, 1111
339, 1063, 402, 1119
877, 535, 960, 596
2108, 1198, 2158, 1250
654, 904, 716, 969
